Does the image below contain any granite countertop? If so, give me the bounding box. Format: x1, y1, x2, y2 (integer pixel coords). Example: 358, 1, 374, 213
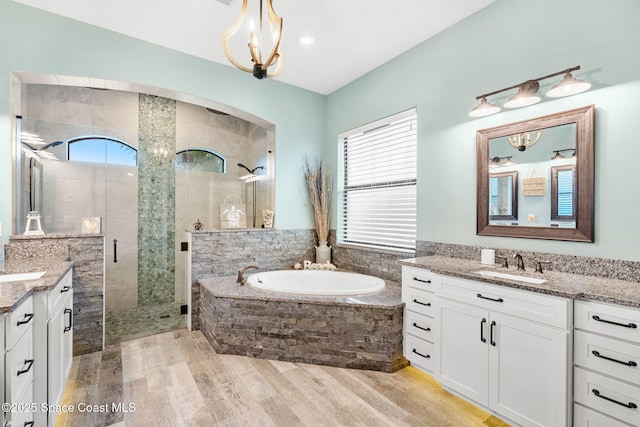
198, 274, 403, 309
0, 258, 73, 313
401, 255, 640, 309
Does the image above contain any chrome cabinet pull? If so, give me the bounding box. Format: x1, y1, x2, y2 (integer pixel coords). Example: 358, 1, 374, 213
592, 350, 637, 367
592, 389, 638, 409
17, 359, 34, 376
412, 322, 430, 332
16, 313, 34, 326
412, 298, 431, 307
592, 315, 637, 329
412, 277, 431, 284
412, 348, 430, 359
477, 293, 504, 303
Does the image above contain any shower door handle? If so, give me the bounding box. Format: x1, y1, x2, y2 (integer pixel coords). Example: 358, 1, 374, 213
113, 239, 118, 263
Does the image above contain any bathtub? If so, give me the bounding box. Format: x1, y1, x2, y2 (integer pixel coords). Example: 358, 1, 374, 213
246, 269, 386, 295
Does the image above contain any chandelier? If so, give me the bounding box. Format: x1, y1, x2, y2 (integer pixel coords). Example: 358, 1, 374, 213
221, 0, 283, 79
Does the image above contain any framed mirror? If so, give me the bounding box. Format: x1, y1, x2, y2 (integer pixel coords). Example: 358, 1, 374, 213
476, 105, 594, 242
489, 170, 518, 222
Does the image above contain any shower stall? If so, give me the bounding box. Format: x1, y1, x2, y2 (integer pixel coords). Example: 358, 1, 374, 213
15, 84, 274, 345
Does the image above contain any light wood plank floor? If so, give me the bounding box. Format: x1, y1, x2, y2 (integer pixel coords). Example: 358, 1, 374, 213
55, 329, 510, 427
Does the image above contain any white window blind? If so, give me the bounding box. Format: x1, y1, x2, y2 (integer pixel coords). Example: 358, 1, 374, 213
338, 109, 417, 252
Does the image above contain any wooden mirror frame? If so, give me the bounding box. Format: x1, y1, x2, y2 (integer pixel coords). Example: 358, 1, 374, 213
476, 105, 594, 242
489, 170, 518, 222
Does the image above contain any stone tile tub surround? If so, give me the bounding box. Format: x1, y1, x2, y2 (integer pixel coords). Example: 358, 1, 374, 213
402, 255, 640, 309
6, 233, 104, 354
189, 228, 316, 329
199, 275, 407, 372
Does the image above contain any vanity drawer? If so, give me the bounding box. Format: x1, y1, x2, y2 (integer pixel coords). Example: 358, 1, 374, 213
574, 367, 640, 426
5, 325, 34, 405
8, 383, 34, 427
437, 275, 569, 329
405, 310, 435, 343
52, 269, 73, 312
405, 334, 434, 373
573, 403, 631, 427
5, 295, 34, 349
404, 287, 435, 317
575, 330, 640, 385
575, 300, 640, 344
402, 267, 436, 292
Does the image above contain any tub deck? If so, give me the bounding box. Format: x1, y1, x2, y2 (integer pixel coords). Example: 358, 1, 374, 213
198, 274, 407, 372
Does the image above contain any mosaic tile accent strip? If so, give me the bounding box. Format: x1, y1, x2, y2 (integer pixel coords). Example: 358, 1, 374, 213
137, 94, 176, 305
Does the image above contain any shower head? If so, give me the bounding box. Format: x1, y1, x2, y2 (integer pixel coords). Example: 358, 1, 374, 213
237, 163, 264, 174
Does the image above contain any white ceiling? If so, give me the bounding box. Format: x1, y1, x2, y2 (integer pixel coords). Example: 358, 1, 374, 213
14, 0, 496, 95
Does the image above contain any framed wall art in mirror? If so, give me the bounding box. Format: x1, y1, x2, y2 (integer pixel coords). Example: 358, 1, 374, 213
476, 105, 594, 242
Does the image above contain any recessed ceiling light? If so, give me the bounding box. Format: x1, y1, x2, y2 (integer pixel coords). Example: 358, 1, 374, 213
297, 34, 315, 46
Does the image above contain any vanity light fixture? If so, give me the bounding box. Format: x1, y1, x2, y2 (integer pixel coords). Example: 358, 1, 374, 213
550, 148, 576, 160
489, 156, 515, 168
469, 65, 590, 117
222, 0, 283, 80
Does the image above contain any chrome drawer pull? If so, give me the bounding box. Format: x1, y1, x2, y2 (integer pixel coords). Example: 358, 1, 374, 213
17, 359, 34, 376
592, 389, 638, 409
16, 313, 34, 326
412, 348, 430, 359
592, 350, 637, 367
60, 285, 71, 293
477, 293, 504, 303
592, 315, 637, 329
412, 277, 431, 284
412, 322, 431, 332
412, 299, 431, 307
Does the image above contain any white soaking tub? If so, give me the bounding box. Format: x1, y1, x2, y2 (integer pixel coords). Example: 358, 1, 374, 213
246, 269, 386, 295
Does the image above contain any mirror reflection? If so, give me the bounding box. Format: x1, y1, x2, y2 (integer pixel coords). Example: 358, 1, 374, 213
476, 105, 594, 242
488, 123, 576, 228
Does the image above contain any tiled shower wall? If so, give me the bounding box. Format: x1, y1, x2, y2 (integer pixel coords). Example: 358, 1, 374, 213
137, 94, 176, 305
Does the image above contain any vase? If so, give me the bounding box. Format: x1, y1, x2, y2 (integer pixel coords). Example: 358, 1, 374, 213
315, 241, 331, 264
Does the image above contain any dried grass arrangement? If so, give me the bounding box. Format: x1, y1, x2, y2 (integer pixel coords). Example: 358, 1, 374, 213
304, 160, 331, 242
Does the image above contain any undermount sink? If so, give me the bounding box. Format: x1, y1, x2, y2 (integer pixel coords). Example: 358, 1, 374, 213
0, 271, 46, 283
475, 270, 547, 284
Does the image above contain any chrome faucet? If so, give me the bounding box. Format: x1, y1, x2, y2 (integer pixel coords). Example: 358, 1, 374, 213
236, 265, 259, 285
513, 253, 525, 271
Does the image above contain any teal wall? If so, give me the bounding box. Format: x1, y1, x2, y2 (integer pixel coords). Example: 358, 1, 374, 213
0, 0, 325, 241
326, 0, 640, 261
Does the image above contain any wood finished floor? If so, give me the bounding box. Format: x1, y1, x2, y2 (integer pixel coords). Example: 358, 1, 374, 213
55, 329, 511, 427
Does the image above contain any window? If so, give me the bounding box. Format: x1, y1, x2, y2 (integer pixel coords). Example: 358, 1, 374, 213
68, 136, 137, 166
551, 165, 576, 220
338, 109, 417, 252
175, 149, 226, 173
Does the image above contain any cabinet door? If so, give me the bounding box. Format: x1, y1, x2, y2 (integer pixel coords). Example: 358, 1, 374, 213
48, 302, 66, 413
61, 291, 74, 383
439, 298, 490, 406
489, 312, 569, 427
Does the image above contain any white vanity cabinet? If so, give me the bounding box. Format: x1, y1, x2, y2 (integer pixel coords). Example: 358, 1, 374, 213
436, 274, 572, 427
573, 300, 640, 426
3, 295, 35, 427
33, 268, 74, 427
401, 266, 438, 374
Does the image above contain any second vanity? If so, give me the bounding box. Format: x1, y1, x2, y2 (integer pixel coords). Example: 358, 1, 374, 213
0, 259, 74, 427
401, 255, 640, 427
